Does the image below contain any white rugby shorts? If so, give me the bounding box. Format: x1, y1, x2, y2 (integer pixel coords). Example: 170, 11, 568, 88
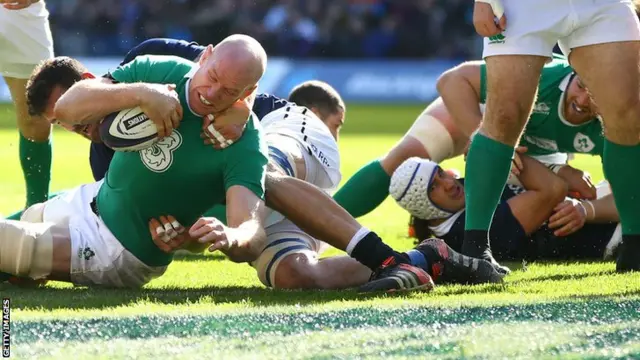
253, 112, 340, 287
483, 0, 640, 58
28, 180, 167, 287
0, 2, 54, 78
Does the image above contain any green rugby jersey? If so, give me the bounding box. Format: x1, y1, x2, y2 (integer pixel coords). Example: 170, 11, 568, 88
96, 55, 268, 266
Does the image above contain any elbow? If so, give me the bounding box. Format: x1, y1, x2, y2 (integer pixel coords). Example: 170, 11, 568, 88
52, 98, 77, 124
54, 90, 88, 124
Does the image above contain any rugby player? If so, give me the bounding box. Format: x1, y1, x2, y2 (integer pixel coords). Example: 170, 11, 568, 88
470, 0, 640, 272
334, 55, 603, 218
392, 155, 621, 263
0, 0, 54, 206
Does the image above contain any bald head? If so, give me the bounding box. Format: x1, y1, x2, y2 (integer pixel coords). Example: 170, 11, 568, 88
189, 34, 268, 115
211, 34, 267, 87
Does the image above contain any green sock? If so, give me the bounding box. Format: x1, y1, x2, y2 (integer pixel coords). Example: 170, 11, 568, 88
464, 133, 515, 231
20, 132, 52, 207
603, 140, 640, 235
202, 204, 228, 225
333, 160, 391, 218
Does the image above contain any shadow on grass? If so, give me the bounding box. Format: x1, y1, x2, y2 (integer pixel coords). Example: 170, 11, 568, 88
508, 268, 615, 285
4, 285, 387, 310
10, 297, 640, 352
171, 252, 227, 262
4, 280, 640, 314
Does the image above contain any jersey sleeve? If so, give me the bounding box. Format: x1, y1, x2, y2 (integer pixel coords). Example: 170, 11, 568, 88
222, 115, 269, 199
121, 38, 205, 66
252, 94, 291, 120
110, 55, 193, 84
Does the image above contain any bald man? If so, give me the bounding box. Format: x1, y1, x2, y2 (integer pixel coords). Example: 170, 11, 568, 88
0, 35, 271, 287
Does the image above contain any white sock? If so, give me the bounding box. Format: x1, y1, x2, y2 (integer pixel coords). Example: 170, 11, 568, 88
345, 227, 371, 255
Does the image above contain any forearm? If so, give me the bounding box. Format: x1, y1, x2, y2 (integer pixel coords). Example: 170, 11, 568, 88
517, 155, 566, 193
507, 156, 568, 233
224, 219, 266, 262
54, 79, 147, 125
437, 76, 483, 138
265, 172, 358, 249
581, 194, 619, 223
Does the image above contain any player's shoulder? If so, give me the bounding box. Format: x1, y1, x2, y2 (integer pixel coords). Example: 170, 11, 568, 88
115, 54, 195, 83
540, 56, 573, 80
127, 54, 194, 69
252, 93, 292, 120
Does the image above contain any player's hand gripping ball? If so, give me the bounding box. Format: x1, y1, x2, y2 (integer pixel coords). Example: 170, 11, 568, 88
100, 83, 182, 151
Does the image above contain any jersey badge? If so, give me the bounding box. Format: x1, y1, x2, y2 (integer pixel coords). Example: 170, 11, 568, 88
140, 130, 183, 173
573, 132, 595, 153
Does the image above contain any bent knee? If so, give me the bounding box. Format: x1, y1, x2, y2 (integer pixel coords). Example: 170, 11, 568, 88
481, 104, 530, 145
272, 253, 323, 289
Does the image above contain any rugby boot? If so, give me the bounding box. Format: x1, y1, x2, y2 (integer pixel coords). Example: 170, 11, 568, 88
411, 238, 504, 285
358, 256, 435, 293
616, 237, 640, 272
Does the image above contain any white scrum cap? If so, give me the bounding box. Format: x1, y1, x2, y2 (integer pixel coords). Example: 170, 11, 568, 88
389, 157, 454, 220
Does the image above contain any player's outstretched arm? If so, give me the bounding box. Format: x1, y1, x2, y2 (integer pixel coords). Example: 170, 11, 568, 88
265, 172, 361, 249
54, 77, 182, 137
191, 185, 266, 263
437, 61, 484, 138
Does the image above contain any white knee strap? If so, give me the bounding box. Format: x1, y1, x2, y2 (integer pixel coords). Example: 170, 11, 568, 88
0, 220, 54, 279
406, 113, 455, 163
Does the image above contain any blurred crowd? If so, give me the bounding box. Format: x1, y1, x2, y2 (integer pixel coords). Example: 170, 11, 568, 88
46, 0, 480, 59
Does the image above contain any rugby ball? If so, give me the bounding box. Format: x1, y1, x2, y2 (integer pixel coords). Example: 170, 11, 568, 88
99, 106, 159, 151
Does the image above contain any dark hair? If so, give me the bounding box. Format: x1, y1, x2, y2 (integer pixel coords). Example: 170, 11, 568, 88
410, 215, 435, 244
288, 80, 345, 120
25, 56, 88, 116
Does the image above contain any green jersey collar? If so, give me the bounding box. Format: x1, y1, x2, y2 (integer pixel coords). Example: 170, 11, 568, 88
184, 65, 201, 118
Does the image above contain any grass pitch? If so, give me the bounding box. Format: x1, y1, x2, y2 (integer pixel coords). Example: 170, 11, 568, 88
0, 104, 639, 359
